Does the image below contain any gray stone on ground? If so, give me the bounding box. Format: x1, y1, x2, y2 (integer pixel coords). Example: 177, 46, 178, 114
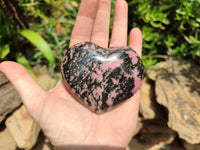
182, 141, 200, 150
0, 72, 22, 123
0, 125, 17, 150
5, 105, 40, 149
33, 65, 60, 91
149, 58, 200, 144
128, 119, 176, 150
140, 78, 163, 119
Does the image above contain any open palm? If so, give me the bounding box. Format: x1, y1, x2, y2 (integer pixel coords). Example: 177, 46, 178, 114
0, 0, 142, 149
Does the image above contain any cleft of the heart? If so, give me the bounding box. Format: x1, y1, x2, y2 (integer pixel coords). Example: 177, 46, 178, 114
61, 42, 144, 114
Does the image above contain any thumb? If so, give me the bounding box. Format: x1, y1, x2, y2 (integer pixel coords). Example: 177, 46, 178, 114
0, 61, 46, 119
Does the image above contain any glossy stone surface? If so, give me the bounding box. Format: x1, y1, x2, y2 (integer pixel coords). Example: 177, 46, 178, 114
61, 42, 144, 114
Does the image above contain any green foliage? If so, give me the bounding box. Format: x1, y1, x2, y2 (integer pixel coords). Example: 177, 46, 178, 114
129, 0, 200, 66
0, 9, 20, 60
1, 0, 200, 71
0, 44, 10, 59
16, 52, 35, 77
0, 0, 80, 71
18, 0, 80, 68
20, 29, 55, 70
141, 55, 157, 68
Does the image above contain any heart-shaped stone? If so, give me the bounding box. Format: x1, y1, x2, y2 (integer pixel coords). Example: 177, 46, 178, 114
61, 42, 144, 114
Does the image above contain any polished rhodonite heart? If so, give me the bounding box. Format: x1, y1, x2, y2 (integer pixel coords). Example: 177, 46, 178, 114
61, 42, 144, 114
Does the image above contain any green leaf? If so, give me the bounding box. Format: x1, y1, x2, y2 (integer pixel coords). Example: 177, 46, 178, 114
188, 20, 199, 27
176, 8, 186, 15
189, 36, 200, 44
165, 35, 175, 47
16, 52, 36, 78
196, 18, 200, 23
44, 0, 50, 3
20, 29, 55, 65
194, 50, 200, 57
142, 55, 157, 68
0, 44, 10, 59
162, 18, 170, 25
150, 21, 165, 29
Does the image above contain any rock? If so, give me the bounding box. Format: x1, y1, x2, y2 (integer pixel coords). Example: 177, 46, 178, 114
5, 105, 40, 149
129, 119, 176, 150
126, 145, 131, 150
128, 138, 181, 150
133, 118, 143, 136
33, 65, 60, 91
0, 72, 22, 123
138, 119, 176, 145
0, 125, 17, 150
32, 132, 54, 150
182, 141, 200, 150
128, 138, 146, 150
169, 138, 186, 150
140, 78, 162, 119
149, 58, 200, 144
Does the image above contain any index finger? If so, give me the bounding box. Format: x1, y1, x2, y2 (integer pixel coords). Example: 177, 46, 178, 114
69, 0, 99, 47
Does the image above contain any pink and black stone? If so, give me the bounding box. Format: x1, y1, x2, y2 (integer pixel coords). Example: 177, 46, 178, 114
61, 42, 144, 114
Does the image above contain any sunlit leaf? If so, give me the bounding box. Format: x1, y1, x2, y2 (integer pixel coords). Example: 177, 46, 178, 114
16, 52, 35, 78
20, 29, 55, 65
0, 44, 10, 59
189, 36, 200, 44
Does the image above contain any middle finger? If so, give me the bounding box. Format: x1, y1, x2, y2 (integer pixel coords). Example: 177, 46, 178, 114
91, 0, 112, 48
109, 0, 128, 47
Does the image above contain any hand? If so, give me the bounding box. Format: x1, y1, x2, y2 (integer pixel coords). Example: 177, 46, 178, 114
0, 0, 142, 149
